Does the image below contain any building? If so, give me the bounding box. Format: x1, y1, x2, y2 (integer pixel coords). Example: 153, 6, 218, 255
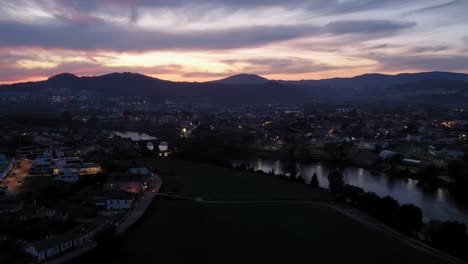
24, 221, 106, 262
104, 173, 143, 193
355, 141, 377, 150
379, 150, 400, 161
53, 158, 102, 176
429, 146, 465, 160
94, 191, 134, 210
30, 157, 53, 175
402, 159, 422, 167
128, 167, 150, 176
53, 168, 80, 183
446, 150, 465, 160
0, 153, 14, 181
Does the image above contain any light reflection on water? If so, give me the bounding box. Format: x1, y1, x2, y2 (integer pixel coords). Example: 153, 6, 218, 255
111, 131, 157, 141
234, 159, 468, 225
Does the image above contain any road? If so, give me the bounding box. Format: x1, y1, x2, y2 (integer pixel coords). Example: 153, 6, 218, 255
116, 173, 163, 234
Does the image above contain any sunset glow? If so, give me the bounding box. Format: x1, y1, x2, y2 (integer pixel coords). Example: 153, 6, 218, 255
1, 0, 467, 83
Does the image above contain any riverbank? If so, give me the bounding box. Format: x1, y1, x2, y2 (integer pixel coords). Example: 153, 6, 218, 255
232, 158, 468, 225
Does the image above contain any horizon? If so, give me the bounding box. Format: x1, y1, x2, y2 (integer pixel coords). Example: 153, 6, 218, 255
2, 70, 467, 86
1, 1, 468, 84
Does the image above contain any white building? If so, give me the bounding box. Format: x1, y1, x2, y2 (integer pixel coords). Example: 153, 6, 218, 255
24, 222, 106, 262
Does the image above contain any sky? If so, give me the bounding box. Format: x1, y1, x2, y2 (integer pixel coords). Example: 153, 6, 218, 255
0, 0, 467, 84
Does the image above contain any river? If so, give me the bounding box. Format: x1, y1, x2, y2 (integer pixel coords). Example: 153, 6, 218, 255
110, 131, 157, 141
233, 159, 468, 225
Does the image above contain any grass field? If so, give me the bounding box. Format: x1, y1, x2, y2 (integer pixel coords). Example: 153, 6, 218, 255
75, 158, 452, 264
148, 158, 332, 201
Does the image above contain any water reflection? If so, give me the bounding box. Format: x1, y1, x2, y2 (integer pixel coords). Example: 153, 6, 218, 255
146, 142, 154, 151
234, 159, 468, 225
110, 131, 157, 141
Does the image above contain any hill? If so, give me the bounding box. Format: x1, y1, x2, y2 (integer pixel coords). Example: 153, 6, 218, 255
1, 71, 468, 105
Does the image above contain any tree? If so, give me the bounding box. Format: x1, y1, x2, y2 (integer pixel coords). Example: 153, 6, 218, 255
310, 173, 319, 188
379, 196, 400, 224
448, 160, 468, 199
397, 204, 422, 234
427, 220, 467, 254
328, 170, 344, 193
358, 192, 381, 217
342, 184, 364, 202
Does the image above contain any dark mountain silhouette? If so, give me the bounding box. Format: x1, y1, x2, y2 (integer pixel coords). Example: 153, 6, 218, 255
280, 71, 468, 89
212, 74, 270, 85
1, 71, 468, 105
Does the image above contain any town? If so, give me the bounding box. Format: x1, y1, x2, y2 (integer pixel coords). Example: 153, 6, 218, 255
1, 94, 468, 263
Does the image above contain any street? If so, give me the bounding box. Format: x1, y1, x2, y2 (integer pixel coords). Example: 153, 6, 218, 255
116, 173, 163, 234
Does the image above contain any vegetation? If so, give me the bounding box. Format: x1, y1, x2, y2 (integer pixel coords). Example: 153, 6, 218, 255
328, 170, 344, 194
426, 220, 468, 256
397, 204, 423, 235
310, 173, 319, 188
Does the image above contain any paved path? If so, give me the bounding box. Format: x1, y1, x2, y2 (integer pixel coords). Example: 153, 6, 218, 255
116, 173, 163, 234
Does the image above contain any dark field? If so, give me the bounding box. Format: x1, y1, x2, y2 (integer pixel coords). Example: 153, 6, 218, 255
75, 159, 451, 264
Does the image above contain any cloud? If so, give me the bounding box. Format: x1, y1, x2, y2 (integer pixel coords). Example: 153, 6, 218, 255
0, 19, 320, 51
369, 53, 468, 72
221, 58, 336, 75
408, 46, 450, 53
1, 0, 467, 83
0, 17, 419, 52
404, 0, 461, 15
325, 20, 416, 35
58, 0, 406, 14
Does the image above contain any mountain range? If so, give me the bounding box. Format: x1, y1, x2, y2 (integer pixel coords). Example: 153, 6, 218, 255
1, 71, 468, 105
